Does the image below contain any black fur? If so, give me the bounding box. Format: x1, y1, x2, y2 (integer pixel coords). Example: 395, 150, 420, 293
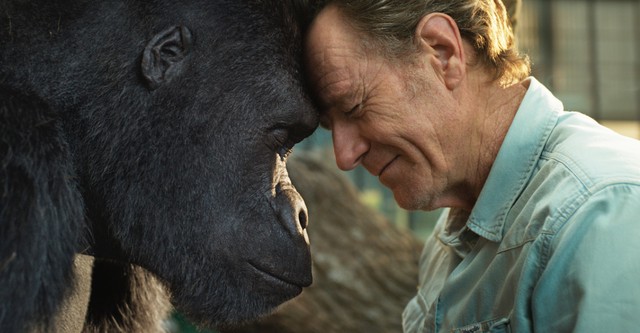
84, 260, 171, 332
0, 0, 317, 331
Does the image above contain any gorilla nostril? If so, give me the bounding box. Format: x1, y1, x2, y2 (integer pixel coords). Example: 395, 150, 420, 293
298, 210, 308, 229
272, 185, 308, 234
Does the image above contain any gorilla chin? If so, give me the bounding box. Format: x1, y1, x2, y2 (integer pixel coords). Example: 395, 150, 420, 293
169, 241, 312, 329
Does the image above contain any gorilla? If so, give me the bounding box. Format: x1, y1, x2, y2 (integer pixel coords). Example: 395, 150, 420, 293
0, 0, 317, 332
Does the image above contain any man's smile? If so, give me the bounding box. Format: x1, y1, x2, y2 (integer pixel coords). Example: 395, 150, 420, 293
378, 155, 399, 177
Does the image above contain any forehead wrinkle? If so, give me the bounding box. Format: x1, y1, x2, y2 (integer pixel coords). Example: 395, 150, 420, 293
313, 61, 355, 111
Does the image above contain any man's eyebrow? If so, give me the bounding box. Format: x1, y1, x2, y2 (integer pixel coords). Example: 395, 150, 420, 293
318, 78, 354, 111
321, 81, 350, 100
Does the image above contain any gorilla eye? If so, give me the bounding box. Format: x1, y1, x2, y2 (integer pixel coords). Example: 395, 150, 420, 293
271, 127, 295, 160
278, 145, 294, 160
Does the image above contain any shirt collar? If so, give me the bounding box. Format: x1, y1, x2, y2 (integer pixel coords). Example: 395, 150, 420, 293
466, 77, 562, 242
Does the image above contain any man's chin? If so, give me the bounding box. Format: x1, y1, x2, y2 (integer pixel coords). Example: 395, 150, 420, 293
391, 190, 428, 211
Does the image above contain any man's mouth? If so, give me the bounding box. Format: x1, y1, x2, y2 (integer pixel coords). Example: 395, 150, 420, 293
378, 155, 399, 177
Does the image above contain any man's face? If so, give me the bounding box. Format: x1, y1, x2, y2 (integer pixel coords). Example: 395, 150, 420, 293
305, 6, 466, 211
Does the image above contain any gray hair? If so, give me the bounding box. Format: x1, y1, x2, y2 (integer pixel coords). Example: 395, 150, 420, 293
312, 0, 530, 85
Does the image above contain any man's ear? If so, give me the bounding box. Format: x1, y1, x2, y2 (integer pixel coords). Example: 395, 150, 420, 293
415, 13, 465, 90
141, 25, 193, 90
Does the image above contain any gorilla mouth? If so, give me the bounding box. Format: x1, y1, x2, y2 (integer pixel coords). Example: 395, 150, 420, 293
248, 261, 305, 291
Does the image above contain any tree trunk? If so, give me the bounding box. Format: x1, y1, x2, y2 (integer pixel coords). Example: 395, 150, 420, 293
224, 151, 424, 333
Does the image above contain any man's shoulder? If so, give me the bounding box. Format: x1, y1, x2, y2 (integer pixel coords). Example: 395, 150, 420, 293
502, 113, 640, 242
541, 112, 640, 190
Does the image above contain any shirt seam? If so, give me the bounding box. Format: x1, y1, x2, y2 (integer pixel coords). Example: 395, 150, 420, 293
540, 151, 640, 192
496, 237, 536, 254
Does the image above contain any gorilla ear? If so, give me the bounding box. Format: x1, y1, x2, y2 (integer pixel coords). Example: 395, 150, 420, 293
141, 25, 193, 90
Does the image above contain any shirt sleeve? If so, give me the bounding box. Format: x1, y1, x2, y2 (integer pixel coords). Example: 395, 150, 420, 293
531, 183, 640, 332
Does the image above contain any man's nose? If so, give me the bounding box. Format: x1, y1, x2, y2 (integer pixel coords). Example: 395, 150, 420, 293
332, 121, 368, 171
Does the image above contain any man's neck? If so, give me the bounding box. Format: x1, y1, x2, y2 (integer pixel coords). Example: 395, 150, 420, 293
459, 76, 530, 211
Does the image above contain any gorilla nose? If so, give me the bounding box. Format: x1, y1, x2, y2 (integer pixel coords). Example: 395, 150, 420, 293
298, 204, 308, 229
274, 183, 309, 236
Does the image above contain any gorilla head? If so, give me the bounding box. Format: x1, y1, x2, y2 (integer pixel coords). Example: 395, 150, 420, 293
0, 0, 317, 330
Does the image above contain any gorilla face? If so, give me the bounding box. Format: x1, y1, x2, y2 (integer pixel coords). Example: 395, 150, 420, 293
58, 0, 317, 327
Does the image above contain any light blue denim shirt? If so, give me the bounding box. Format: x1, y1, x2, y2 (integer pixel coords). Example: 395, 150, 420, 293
403, 77, 640, 333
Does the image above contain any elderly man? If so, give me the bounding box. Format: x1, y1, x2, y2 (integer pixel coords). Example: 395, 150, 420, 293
304, 1, 640, 332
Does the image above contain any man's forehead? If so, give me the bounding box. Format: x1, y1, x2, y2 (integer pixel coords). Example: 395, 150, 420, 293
308, 4, 347, 38
306, 4, 365, 65
305, 8, 365, 105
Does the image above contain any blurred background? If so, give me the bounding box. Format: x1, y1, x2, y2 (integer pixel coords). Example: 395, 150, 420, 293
173, 0, 640, 331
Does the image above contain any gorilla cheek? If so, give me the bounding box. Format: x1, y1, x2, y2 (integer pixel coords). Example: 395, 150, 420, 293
156, 164, 312, 325
224, 161, 313, 300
